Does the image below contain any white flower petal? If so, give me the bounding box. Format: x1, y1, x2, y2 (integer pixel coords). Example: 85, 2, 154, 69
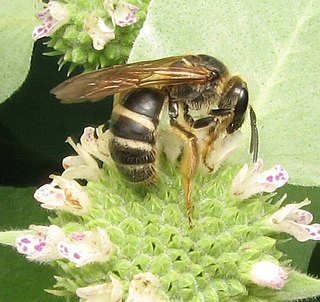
16, 225, 66, 261
231, 159, 288, 200
76, 276, 123, 302
306, 224, 320, 240
267, 198, 320, 242
34, 176, 90, 215
85, 16, 115, 50
258, 165, 289, 190
62, 135, 103, 181
80, 127, 111, 163
58, 228, 113, 267
32, 1, 69, 40
48, 1, 69, 21
113, 2, 139, 27
271, 220, 311, 242
205, 130, 242, 172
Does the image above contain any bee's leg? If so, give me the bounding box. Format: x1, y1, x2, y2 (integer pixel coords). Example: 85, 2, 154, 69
169, 101, 199, 227
170, 119, 199, 227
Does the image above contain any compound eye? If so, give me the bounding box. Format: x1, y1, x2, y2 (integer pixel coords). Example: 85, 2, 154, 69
227, 86, 249, 133
235, 87, 249, 117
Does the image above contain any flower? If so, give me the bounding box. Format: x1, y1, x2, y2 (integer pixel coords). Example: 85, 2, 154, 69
250, 261, 288, 290
231, 158, 289, 200
76, 276, 123, 302
34, 175, 91, 215
58, 228, 113, 267
79, 126, 111, 163
62, 126, 110, 181
105, 0, 139, 27
204, 130, 242, 172
32, 1, 69, 40
267, 197, 320, 242
126, 273, 165, 302
16, 225, 113, 267
85, 16, 115, 51
15, 225, 66, 262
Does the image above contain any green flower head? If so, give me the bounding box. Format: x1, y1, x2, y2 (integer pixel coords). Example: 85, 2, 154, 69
11, 126, 320, 301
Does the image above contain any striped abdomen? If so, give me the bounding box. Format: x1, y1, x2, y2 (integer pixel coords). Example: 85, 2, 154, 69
109, 88, 165, 183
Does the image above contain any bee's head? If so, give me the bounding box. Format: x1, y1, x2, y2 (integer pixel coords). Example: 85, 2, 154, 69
219, 76, 249, 133
219, 75, 258, 162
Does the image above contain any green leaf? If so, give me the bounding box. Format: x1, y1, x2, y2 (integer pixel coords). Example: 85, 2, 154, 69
0, 0, 40, 104
279, 271, 320, 301
129, 0, 320, 187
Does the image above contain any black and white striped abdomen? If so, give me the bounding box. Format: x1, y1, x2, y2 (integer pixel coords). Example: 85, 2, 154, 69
109, 88, 165, 183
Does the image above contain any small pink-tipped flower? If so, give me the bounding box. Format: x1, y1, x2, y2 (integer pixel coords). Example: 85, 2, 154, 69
58, 228, 113, 267
32, 1, 69, 40
267, 197, 320, 242
250, 261, 288, 290
85, 16, 115, 51
105, 0, 139, 27
231, 158, 289, 200
34, 175, 90, 215
76, 276, 123, 302
15, 225, 66, 262
126, 273, 165, 302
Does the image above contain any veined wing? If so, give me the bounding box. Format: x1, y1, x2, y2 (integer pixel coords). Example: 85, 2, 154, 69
50, 56, 212, 103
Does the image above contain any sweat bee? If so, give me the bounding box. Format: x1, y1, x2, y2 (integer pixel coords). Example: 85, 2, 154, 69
51, 54, 258, 226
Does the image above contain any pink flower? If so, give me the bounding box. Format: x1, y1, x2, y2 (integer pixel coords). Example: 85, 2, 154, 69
34, 175, 90, 215
15, 225, 66, 261
32, 1, 69, 40
267, 197, 320, 242
58, 228, 113, 267
231, 159, 289, 200
105, 0, 139, 27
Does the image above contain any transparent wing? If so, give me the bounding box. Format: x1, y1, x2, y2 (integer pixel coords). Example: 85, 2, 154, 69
50, 56, 212, 103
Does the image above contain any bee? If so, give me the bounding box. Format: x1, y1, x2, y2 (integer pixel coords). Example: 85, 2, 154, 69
51, 54, 258, 226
